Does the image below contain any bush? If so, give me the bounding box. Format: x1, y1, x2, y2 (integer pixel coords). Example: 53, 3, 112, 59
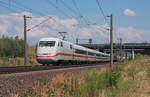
110, 66, 122, 87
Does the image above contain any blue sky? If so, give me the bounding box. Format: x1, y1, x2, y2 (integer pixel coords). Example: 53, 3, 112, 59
0, 0, 150, 44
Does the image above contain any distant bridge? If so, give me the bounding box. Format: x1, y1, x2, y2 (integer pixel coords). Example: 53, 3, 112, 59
80, 43, 150, 54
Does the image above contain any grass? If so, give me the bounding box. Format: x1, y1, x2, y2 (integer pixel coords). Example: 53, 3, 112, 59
8, 55, 150, 97
147, 63, 150, 80
0, 57, 23, 66
109, 55, 150, 97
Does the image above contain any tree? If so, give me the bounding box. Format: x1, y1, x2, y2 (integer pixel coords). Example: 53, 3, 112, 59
0, 35, 24, 57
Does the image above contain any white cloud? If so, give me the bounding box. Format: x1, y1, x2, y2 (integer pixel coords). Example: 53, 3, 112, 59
1, 12, 149, 44
123, 9, 136, 16
0, 12, 110, 44
117, 26, 150, 43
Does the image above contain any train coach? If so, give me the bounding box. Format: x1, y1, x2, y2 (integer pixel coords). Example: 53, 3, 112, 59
36, 37, 110, 65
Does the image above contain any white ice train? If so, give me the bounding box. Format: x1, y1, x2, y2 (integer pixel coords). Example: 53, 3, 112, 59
36, 37, 110, 65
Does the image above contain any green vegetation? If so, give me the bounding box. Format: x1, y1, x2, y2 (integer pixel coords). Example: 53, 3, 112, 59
22, 87, 42, 97
5, 90, 11, 96
147, 63, 150, 80
0, 57, 23, 66
0, 35, 24, 57
0, 35, 24, 66
17, 55, 150, 97
18, 61, 126, 97
0, 36, 40, 66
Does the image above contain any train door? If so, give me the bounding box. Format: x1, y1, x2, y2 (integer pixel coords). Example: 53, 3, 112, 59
73, 46, 78, 63
60, 41, 64, 60
70, 44, 74, 61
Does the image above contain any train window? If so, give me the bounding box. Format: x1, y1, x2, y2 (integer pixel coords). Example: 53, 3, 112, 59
61, 42, 63, 47
75, 49, 87, 55
96, 54, 101, 57
39, 41, 55, 47
102, 55, 105, 57
88, 52, 95, 56
70, 45, 72, 49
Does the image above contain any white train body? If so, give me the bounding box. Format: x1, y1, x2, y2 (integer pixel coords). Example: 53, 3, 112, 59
36, 37, 110, 64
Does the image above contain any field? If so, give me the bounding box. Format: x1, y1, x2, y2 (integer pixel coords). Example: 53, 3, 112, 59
0, 46, 41, 67
1, 44, 150, 97
8, 55, 150, 97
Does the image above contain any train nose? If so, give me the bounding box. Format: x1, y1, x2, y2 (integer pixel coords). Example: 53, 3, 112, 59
37, 47, 55, 56
36, 57, 57, 64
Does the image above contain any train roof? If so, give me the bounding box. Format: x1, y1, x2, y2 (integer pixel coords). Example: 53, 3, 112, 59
39, 37, 60, 41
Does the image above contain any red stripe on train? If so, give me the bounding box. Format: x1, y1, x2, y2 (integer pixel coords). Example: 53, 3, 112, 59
37, 53, 109, 59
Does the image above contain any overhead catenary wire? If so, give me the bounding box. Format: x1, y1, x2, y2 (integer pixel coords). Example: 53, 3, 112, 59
0, 0, 110, 44
0, 3, 19, 15
60, 0, 108, 28
95, 0, 110, 43
60, 0, 78, 16
43, 0, 91, 29
10, 0, 48, 16
11, 0, 32, 12
59, 0, 84, 22
0, 0, 71, 32
0, 1, 27, 12
44, 0, 83, 39
62, 0, 108, 40
45, 0, 73, 18
1, 0, 103, 28
0, 0, 75, 40
70, 0, 105, 28
72, 0, 92, 25
0, 1, 56, 29
59, 0, 91, 27
95, 0, 108, 23
59, 0, 85, 29
0, 0, 52, 17
0, 0, 43, 17
27, 16, 52, 32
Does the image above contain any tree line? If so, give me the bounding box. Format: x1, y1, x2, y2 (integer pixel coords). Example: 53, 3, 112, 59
0, 35, 24, 57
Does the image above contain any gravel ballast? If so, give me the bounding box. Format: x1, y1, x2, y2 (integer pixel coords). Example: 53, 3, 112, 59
0, 64, 112, 96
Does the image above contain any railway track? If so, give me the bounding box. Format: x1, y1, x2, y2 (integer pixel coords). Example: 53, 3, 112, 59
0, 62, 111, 74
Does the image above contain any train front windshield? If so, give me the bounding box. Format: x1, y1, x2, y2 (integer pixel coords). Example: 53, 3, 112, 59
39, 41, 55, 47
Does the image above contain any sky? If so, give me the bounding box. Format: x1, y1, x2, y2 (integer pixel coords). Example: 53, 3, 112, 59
0, 0, 150, 45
